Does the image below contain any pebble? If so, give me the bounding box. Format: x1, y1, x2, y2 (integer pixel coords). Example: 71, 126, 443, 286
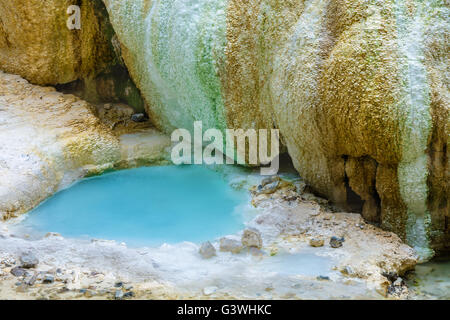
329, 236, 345, 248
199, 241, 216, 259
241, 228, 263, 249
43, 274, 55, 284
123, 291, 135, 298
19, 252, 39, 269
10, 266, 26, 277
131, 113, 146, 122
317, 276, 330, 281
309, 238, 324, 247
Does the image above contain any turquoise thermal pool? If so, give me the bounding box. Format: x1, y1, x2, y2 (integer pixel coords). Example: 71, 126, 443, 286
19, 166, 248, 247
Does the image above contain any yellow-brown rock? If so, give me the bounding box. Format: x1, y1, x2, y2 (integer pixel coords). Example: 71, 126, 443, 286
0, 0, 114, 85
102, 0, 448, 257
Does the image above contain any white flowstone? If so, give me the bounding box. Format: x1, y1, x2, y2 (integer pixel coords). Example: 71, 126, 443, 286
203, 286, 218, 296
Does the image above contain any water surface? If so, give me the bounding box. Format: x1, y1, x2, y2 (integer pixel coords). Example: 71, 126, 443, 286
20, 166, 248, 246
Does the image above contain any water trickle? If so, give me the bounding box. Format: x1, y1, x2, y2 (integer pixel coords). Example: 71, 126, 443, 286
406, 257, 450, 300
18, 166, 249, 247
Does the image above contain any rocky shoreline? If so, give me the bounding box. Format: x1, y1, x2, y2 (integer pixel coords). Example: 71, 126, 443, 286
0, 71, 171, 220
0, 171, 418, 300
0, 71, 429, 300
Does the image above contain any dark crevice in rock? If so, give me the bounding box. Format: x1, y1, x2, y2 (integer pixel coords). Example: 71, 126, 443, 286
54, 0, 148, 116
341, 155, 382, 224
344, 173, 364, 213
55, 64, 147, 115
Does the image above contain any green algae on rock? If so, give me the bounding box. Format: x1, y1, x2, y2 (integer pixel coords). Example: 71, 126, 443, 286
101, 0, 449, 256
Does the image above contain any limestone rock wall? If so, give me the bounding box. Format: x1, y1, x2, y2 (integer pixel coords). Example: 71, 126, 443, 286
0, 0, 115, 85
0, 0, 447, 256
102, 0, 449, 256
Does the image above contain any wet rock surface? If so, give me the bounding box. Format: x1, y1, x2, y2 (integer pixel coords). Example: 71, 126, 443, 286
0, 165, 420, 300
330, 237, 345, 249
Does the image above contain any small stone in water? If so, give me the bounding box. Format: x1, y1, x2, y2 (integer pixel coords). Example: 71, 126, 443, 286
10, 267, 26, 277
309, 238, 324, 247
44, 232, 62, 238
43, 274, 54, 284
199, 241, 216, 259
219, 237, 243, 254
329, 236, 345, 248
20, 252, 39, 269
258, 181, 280, 195
114, 281, 124, 288
131, 113, 146, 122
242, 228, 263, 249
123, 291, 135, 298
317, 275, 330, 281
261, 176, 281, 187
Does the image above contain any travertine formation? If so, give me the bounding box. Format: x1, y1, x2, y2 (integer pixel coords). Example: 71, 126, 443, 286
102, 0, 448, 256
0, 72, 170, 219
0, 0, 447, 256
0, 0, 114, 85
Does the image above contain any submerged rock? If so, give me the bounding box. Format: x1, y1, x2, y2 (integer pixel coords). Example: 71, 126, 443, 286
199, 242, 216, 259
241, 228, 263, 249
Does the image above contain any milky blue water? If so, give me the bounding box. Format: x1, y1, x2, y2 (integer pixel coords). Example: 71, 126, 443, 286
21, 166, 248, 247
